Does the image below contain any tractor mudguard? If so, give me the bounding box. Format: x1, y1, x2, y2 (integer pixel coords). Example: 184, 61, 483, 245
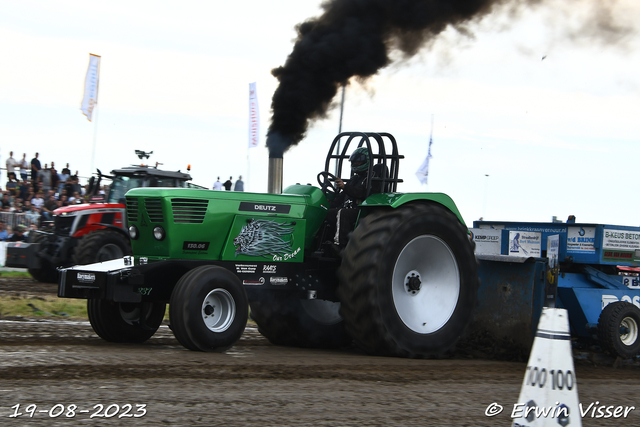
78, 222, 130, 239
359, 192, 467, 226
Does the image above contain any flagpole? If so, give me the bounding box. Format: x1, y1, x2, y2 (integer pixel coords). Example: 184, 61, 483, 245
246, 148, 250, 192
90, 105, 99, 176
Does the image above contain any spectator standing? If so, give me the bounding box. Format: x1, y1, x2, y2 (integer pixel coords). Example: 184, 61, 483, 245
58, 166, 70, 194
6, 151, 18, 179
4, 225, 13, 241
63, 175, 82, 197
19, 153, 29, 181
223, 176, 233, 191
38, 163, 52, 192
30, 153, 41, 191
63, 177, 74, 198
234, 176, 244, 192
49, 162, 59, 193
213, 177, 223, 191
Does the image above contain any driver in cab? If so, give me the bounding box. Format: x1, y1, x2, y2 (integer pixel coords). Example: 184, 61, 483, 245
326, 147, 380, 253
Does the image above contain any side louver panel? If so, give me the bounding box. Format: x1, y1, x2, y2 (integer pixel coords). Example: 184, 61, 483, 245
125, 198, 138, 223
144, 199, 164, 223
171, 198, 209, 224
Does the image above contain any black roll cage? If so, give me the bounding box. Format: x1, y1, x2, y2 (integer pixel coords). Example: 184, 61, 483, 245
324, 132, 404, 197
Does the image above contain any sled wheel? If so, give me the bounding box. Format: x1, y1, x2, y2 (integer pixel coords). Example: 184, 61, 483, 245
27, 232, 58, 283
598, 301, 640, 359
249, 291, 351, 349
338, 203, 479, 358
73, 230, 131, 265
87, 299, 166, 343
169, 265, 248, 352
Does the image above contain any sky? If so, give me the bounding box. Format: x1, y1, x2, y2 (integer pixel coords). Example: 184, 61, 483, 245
1, 0, 639, 227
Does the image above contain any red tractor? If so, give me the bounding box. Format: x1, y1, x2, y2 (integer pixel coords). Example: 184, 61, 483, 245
6, 154, 202, 282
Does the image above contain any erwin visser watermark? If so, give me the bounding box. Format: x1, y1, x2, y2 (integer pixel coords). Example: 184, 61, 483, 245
485, 402, 635, 419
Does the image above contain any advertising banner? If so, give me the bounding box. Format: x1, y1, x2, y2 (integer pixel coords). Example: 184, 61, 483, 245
80, 54, 101, 121
248, 82, 260, 148
508, 231, 541, 257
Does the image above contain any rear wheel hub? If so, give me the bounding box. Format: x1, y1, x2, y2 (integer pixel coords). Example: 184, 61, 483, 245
404, 271, 422, 295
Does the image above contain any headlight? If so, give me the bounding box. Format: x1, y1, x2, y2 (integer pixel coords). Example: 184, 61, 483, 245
128, 225, 139, 240
153, 226, 165, 241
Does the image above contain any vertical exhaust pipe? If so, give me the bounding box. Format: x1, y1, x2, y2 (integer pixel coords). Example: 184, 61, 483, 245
268, 156, 283, 194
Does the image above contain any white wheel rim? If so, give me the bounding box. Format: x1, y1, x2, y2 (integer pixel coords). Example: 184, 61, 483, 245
620, 316, 639, 346
392, 235, 460, 334
201, 289, 236, 333
119, 303, 142, 325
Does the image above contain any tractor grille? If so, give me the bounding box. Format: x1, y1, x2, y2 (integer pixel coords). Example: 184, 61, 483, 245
171, 199, 209, 224
144, 199, 164, 223
125, 198, 138, 222
54, 215, 75, 236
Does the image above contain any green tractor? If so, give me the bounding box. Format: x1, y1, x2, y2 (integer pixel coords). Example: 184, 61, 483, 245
58, 132, 479, 358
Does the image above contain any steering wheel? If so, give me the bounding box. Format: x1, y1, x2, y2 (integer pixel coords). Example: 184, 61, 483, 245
317, 171, 339, 195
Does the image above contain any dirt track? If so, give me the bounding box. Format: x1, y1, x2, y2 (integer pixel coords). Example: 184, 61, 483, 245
1, 278, 639, 426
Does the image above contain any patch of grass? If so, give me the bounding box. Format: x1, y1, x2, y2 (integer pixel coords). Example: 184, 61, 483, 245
0, 295, 87, 319
0, 270, 33, 279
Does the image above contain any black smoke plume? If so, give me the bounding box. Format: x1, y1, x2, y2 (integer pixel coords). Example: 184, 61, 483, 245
266, 0, 632, 157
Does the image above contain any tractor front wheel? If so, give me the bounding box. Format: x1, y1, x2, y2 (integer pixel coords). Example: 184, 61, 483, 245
87, 299, 166, 343
338, 203, 479, 358
73, 230, 131, 265
169, 266, 248, 352
598, 301, 640, 359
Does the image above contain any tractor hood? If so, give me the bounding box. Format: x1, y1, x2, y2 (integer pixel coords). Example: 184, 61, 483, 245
54, 202, 125, 216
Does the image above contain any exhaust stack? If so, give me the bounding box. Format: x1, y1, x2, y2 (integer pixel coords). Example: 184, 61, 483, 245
267, 156, 283, 194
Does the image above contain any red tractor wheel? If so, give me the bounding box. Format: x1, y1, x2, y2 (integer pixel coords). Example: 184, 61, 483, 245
73, 230, 131, 265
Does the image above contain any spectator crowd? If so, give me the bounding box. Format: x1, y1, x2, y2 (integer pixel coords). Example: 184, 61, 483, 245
2, 151, 248, 241
1, 151, 90, 241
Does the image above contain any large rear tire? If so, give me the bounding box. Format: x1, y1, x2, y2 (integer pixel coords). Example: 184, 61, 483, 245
27, 232, 58, 283
87, 299, 166, 343
598, 301, 640, 359
249, 292, 351, 349
73, 230, 131, 265
169, 266, 248, 352
338, 203, 479, 358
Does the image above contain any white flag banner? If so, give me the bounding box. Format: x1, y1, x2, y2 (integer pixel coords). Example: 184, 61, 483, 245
415, 136, 433, 185
80, 54, 101, 121
248, 82, 260, 148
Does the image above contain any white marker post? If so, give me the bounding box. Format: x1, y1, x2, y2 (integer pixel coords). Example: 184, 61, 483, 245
511, 307, 581, 427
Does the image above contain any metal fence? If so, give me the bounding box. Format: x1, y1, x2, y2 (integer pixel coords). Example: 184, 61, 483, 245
0, 211, 41, 229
